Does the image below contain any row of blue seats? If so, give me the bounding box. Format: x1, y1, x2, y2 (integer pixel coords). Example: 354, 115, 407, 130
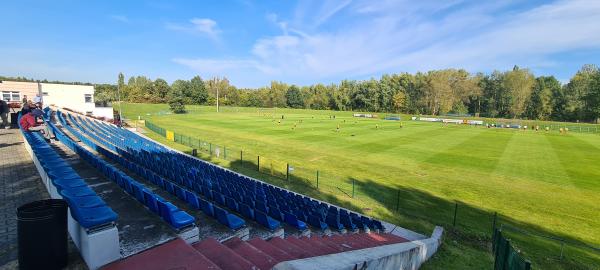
62, 110, 384, 232
61, 112, 253, 230
20, 119, 118, 229
61, 111, 250, 230
52, 114, 196, 230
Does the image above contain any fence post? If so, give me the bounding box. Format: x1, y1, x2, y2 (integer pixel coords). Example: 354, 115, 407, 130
240, 150, 243, 164
352, 179, 355, 198
257, 155, 260, 171
396, 189, 400, 212
560, 241, 565, 260
316, 170, 319, 189
453, 202, 458, 227
224, 147, 227, 159
492, 212, 498, 234
286, 163, 290, 181
209, 143, 212, 156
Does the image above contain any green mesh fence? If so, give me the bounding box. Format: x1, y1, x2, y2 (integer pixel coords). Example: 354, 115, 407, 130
494, 229, 532, 270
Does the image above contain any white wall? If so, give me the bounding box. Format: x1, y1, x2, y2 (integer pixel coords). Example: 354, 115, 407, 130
41, 83, 95, 114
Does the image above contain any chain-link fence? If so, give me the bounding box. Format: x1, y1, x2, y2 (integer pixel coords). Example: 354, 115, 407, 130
144, 119, 600, 269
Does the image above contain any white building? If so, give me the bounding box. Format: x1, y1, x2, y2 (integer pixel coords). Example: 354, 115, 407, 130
0, 80, 113, 119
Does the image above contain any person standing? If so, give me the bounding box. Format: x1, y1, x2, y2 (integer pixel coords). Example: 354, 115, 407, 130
0, 99, 9, 129
22, 95, 28, 104
33, 94, 42, 104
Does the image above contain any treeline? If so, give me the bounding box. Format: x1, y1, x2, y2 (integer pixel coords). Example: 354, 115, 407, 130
95, 64, 600, 122
0, 75, 93, 86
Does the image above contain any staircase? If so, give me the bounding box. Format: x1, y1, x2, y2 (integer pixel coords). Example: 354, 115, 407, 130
103, 233, 408, 270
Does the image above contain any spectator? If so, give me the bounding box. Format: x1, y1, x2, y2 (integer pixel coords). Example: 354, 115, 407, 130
22, 100, 33, 115
0, 99, 9, 129
19, 109, 54, 140
33, 94, 42, 104
22, 95, 28, 105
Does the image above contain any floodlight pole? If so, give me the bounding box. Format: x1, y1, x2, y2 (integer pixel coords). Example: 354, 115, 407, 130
117, 83, 123, 127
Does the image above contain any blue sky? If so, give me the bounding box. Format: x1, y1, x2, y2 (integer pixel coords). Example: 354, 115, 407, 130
1, 0, 599, 87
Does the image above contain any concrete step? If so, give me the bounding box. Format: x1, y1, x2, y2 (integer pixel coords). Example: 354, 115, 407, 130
247, 237, 295, 263
193, 238, 257, 270
224, 237, 279, 270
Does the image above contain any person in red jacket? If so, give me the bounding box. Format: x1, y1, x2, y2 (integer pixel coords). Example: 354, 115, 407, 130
20, 109, 54, 140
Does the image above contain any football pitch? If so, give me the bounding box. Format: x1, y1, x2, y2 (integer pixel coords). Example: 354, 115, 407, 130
121, 103, 600, 269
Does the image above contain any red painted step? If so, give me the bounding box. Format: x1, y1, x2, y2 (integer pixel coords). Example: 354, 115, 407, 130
224, 237, 279, 270
285, 237, 322, 256
268, 237, 312, 259
299, 236, 338, 255
247, 238, 295, 263
334, 234, 373, 250
321, 235, 355, 252
102, 238, 221, 270
193, 238, 257, 270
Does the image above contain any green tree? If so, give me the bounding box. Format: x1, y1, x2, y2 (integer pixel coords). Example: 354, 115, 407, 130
189, 76, 208, 104
503, 66, 535, 118
168, 87, 186, 114
153, 78, 171, 103
392, 91, 407, 112
171, 80, 192, 104
286, 85, 304, 108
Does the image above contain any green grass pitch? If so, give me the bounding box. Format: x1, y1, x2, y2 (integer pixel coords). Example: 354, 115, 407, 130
120, 103, 600, 270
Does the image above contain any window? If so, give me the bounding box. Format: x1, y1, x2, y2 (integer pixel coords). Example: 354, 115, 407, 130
1, 91, 20, 102
84, 94, 93, 103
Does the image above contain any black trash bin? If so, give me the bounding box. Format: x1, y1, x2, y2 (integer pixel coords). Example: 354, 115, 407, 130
10, 112, 19, 128
17, 199, 68, 270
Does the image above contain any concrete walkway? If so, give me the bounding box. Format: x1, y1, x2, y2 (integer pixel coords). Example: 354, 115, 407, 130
0, 129, 85, 269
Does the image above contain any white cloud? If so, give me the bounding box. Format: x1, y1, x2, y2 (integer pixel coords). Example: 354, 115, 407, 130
166, 18, 221, 40
174, 0, 600, 87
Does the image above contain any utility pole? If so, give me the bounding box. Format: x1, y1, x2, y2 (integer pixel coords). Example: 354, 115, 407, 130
214, 77, 219, 113
117, 83, 123, 127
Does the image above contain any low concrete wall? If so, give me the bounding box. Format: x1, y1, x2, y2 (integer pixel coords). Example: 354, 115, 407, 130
273, 226, 444, 270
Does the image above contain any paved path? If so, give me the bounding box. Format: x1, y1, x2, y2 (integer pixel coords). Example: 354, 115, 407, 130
0, 129, 85, 269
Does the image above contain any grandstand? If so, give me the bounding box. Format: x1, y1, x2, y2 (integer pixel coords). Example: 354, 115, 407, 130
15, 107, 442, 269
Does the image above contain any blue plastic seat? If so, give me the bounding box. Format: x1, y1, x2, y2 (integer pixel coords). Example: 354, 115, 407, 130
213, 206, 245, 230
53, 178, 88, 191
239, 203, 254, 219
61, 186, 97, 197
254, 210, 280, 230
340, 213, 357, 231
173, 185, 187, 201
308, 214, 328, 230
284, 212, 307, 230
199, 198, 214, 217
71, 206, 118, 229
186, 191, 200, 209
61, 193, 106, 208
213, 192, 225, 206
326, 212, 344, 231
255, 201, 268, 213
131, 184, 146, 204
268, 207, 284, 221
225, 196, 238, 212
157, 200, 195, 230
143, 190, 159, 214
164, 181, 175, 195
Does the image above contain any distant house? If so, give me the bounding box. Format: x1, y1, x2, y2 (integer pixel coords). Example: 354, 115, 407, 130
0, 80, 113, 119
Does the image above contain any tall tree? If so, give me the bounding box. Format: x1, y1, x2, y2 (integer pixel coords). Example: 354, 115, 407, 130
503, 66, 535, 118
286, 85, 304, 108
189, 76, 208, 104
